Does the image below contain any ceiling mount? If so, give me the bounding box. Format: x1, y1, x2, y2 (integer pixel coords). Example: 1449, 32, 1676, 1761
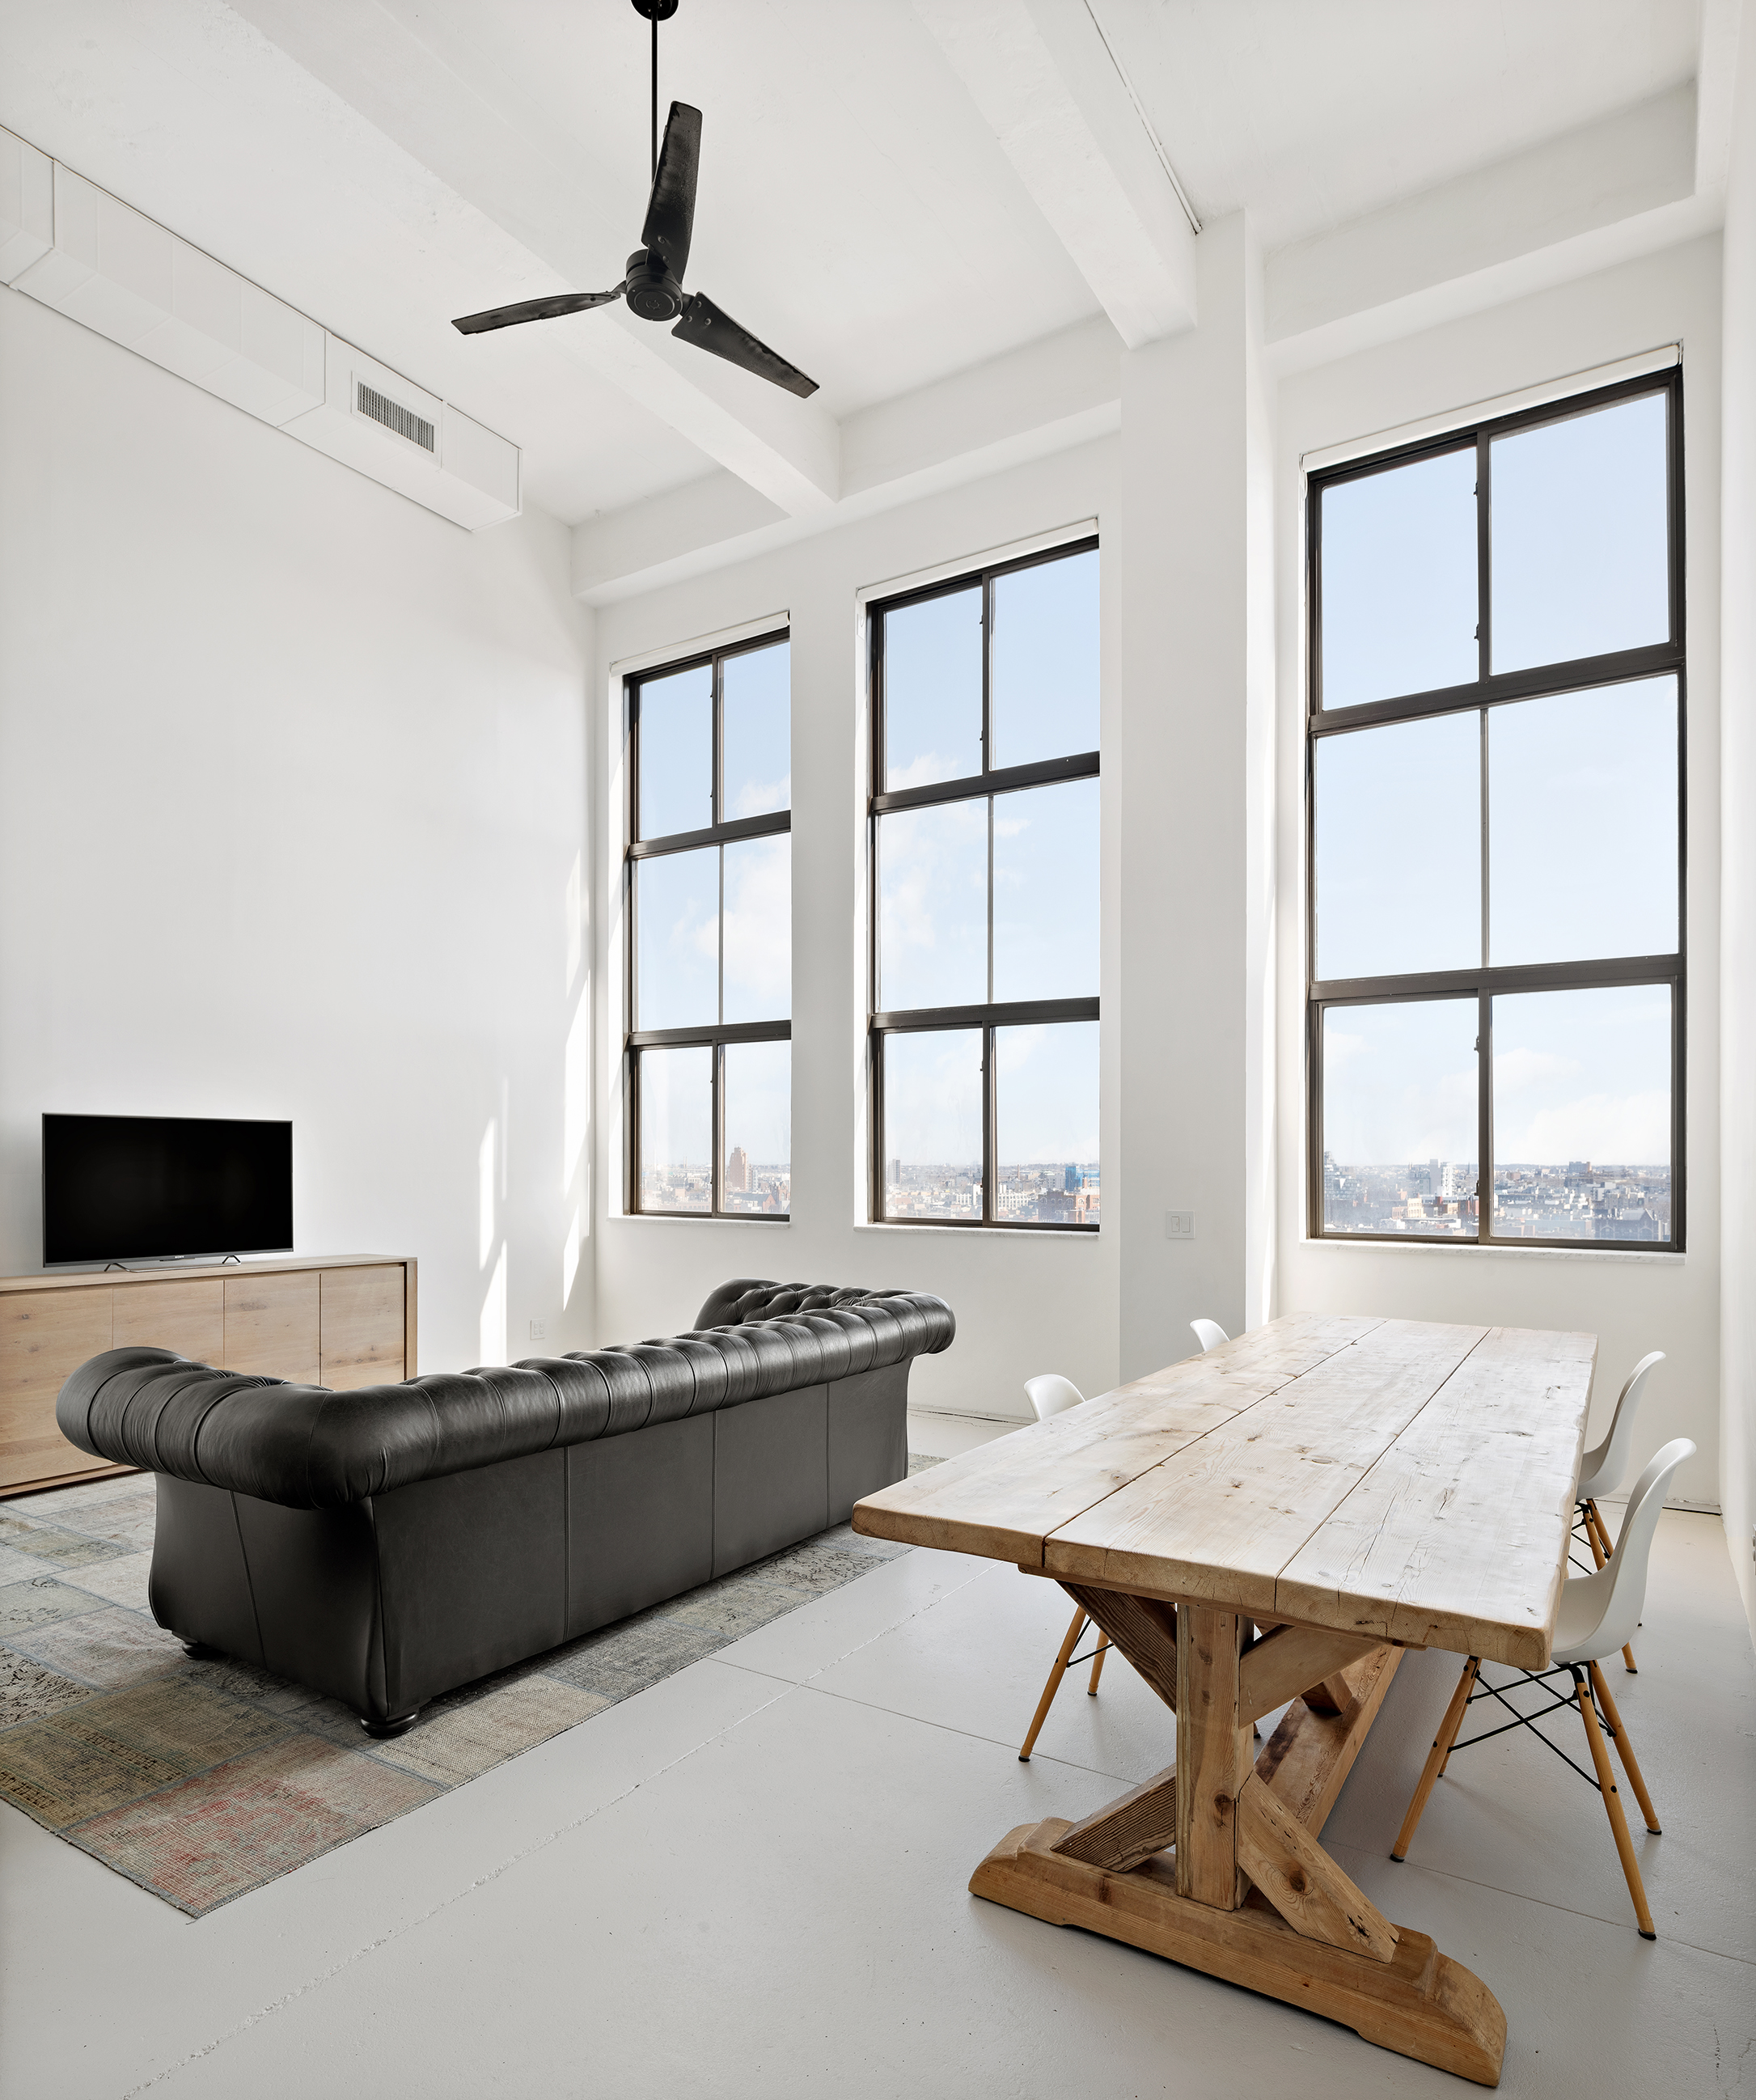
449, 0, 817, 396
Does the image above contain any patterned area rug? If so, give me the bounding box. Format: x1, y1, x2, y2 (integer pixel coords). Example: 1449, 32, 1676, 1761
0, 1459, 941, 1916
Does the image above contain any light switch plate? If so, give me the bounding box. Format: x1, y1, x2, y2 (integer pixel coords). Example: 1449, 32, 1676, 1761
1165, 1211, 1195, 1240
528, 1319, 546, 1343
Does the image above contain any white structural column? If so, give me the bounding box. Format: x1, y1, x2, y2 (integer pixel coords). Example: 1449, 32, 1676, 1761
1115, 214, 1276, 1374
1720, 11, 1756, 1639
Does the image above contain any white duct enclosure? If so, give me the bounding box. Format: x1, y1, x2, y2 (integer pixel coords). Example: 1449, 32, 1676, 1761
0, 128, 518, 532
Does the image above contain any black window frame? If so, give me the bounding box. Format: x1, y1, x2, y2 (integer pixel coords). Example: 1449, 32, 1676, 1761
866, 536, 1101, 1230
1305, 366, 1686, 1251
625, 629, 791, 1220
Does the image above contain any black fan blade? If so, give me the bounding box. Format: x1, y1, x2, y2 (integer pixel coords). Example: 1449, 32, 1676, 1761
641, 102, 702, 282
671, 293, 819, 398
452, 287, 623, 335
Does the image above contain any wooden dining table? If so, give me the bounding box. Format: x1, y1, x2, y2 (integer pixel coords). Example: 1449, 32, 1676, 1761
852, 1312, 1597, 2088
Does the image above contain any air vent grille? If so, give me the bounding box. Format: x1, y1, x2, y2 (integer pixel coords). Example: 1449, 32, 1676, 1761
357, 380, 434, 452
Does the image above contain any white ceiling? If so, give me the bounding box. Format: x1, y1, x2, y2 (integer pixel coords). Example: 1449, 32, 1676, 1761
1106, 1, 1702, 248
0, 0, 1712, 531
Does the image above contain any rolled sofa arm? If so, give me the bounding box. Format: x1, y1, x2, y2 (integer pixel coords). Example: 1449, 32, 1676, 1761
56, 1284, 954, 1512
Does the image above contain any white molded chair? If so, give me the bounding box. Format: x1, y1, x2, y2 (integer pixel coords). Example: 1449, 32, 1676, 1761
1574, 1352, 1665, 1671
1017, 1374, 1111, 1759
1392, 1436, 1694, 1940
1191, 1319, 1230, 1353
1022, 1373, 1083, 1420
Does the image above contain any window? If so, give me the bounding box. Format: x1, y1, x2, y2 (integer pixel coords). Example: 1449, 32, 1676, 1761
1307, 370, 1683, 1248
627, 633, 790, 1217
867, 540, 1100, 1227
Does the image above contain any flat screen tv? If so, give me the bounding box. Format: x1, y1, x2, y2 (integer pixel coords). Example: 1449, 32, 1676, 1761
42, 1114, 294, 1267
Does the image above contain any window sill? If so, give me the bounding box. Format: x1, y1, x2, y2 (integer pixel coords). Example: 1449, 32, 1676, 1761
612, 1213, 790, 1226
1302, 1235, 1682, 1264
854, 1221, 1101, 1240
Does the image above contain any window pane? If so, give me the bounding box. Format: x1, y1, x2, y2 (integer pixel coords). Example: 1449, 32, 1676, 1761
723, 1040, 789, 1217
637, 663, 713, 839
877, 801, 987, 1011
637, 847, 717, 1029
1321, 1001, 1479, 1237
1320, 449, 1477, 708
1314, 713, 1479, 980
723, 833, 790, 1023
996, 1021, 1098, 1225
1492, 985, 1670, 1241
991, 549, 1099, 768
883, 587, 982, 789
1488, 677, 1678, 967
1491, 392, 1669, 673
638, 1045, 711, 1212
723, 640, 789, 819
882, 1029, 982, 1220
992, 777, 1098, 1002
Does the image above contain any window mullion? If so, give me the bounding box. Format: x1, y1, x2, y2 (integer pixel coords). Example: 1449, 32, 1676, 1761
982, 1025, 995, 1226
1479, 707, 1490, 969
1478, 989, 1493, 1246
1476, 429, 1492, 684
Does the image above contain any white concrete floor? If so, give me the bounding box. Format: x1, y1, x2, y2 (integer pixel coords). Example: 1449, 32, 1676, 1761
2, 1508, 1751, 2099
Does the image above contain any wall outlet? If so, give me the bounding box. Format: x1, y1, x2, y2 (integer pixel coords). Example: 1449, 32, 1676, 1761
1165, 1210, 1195, 1240
528, 1320, 546, 1344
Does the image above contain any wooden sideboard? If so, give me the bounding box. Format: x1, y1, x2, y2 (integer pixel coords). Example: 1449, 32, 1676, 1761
0, 1254, 417, 1498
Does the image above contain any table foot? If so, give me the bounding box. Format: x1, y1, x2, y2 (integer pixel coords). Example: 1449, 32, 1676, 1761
971, 1818, 1505, 2088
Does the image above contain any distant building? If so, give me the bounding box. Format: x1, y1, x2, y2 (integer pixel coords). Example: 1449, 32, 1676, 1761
888, 1157, 900, 1186
726, 1146, 750, 1192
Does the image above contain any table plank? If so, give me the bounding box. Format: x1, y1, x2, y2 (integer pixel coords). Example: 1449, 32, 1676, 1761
1041, 1323, 1489, 1616
853, 1311, 1386, 1563
1274, 1326, 1595, 1668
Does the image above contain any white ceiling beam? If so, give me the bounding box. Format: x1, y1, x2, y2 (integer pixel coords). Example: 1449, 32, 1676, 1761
573, 314, 1121, 603
912, 0, 1196, 349
227, 0, 840, 515
1264, 85, 1706, 365
1695, 0, 1744, 197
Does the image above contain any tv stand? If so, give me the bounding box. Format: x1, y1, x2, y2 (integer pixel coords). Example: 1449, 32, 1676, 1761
0, 1254, 417, 1497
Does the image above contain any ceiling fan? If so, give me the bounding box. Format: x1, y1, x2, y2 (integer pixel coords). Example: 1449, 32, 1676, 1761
451, 0, 818, 399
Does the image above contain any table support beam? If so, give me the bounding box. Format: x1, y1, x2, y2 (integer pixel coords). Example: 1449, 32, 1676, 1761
1174, 1604, 1250, 1907
970, 1823, 1506, 2086
1060, 1583, 1178, 1711
971, 1590, 1502, 2082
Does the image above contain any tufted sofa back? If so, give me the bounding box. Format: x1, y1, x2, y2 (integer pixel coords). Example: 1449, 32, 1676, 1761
57, 1279, 953, 1513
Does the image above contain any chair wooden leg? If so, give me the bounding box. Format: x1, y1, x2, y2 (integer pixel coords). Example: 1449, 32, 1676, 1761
1575, 1670, 1657, 1939
1087, 1635, 1109, 1696
1392, 1657, 1478, 1861
1581, 1499, 1607, 1569
1587, 1502, 1638, 1670
1020, 1607, 1086, 1761
1588, 1661, 1661, 1833
1437, 1656, 1481, 1777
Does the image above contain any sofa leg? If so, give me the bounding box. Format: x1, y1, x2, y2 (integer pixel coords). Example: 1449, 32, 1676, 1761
181, 1641, 225, 1661
362, 1710, 421, 1740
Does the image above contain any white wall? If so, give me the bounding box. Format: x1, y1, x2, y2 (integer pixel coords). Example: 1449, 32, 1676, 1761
1720, 19, 1756, 1628
1273, 237, 1724, 1511
0, 287, 595, 1377
591, 441, 1123, 1424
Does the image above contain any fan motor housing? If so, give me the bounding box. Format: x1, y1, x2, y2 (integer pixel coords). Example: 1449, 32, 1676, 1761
624, 250, 685, 323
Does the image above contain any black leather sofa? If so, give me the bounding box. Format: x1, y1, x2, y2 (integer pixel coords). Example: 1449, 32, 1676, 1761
57, 1278, 954, 1736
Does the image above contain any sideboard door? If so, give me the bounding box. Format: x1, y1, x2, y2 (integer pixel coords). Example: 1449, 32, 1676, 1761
319, 1265, 406, 1388
223, 1271, 320, 1385
112, 1278, 225, 1363
0, 1289, 115, 1492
